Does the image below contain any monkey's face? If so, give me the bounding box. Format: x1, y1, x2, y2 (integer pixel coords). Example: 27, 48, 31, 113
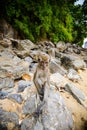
39, 60, 49, 70
38, 53, 50, 70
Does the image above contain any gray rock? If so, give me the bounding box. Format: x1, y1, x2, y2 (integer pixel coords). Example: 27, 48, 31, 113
48, 48, 56, 57
65, 83, 87, 109
61, 54, 86, 70
0, 77, 14, 90
56, 41, 66, 52
50, 73, 67, 89
41, 90, 73, 130
21, 117, 36, 130
22, 94, 37, 115
0, 39, 12, 47
8, 94, 23, 104
61, 55, 74, 69
34, 121, 44, 130
0, 108, 19, 125
21, 89, 73, 130
24, 56, 33, 63
0, 91, 8, 99
11, 39, 36, 58
67, 68, 81, 82
0, 49, 29, 80
50, 58, 67, 75
17, 80, 32, 92
72, 60, 86, 70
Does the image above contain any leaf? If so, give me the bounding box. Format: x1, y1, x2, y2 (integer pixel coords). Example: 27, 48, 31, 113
22, 74, 31, 81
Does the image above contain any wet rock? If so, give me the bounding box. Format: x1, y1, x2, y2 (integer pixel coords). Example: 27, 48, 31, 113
8, 94, 23, 104
17, 80, 32, 92
67, 68, 81, 82
22, 94, 37, 115
65, 83, 87, 109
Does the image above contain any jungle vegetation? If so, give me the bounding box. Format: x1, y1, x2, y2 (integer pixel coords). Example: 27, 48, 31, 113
0, 0, 87, 45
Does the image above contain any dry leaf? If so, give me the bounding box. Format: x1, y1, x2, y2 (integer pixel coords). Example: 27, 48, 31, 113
22, 73, 31, 81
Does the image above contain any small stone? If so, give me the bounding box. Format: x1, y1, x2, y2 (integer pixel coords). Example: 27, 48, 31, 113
17, 80, 32, 92
8, 94, 23, 104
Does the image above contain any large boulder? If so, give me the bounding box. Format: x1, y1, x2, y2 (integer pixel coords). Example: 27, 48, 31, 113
65, 83, 87, 109
21, 89, 73, 130
0, 49, 29, 80
61, 54, 86, 70
50, 58, 67, 75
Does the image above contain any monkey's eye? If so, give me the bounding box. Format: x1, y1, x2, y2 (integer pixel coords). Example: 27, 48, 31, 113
45, 62, 48, 64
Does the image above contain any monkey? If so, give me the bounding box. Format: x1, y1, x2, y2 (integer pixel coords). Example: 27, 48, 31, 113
33, 52, 50, 102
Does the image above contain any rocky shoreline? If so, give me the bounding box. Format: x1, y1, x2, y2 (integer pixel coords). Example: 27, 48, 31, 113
0, 38, 87, 130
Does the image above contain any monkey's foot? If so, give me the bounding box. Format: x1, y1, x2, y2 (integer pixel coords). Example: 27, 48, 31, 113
34, 101, 45, 118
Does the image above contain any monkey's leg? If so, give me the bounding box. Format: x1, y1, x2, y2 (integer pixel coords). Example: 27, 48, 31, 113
35, 93, 38, 109
44, 83, 49, 101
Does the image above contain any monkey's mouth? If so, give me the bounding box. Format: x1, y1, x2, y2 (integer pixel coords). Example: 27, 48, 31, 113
41, 66, 45, 70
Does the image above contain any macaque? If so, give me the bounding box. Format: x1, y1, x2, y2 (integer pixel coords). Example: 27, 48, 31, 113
33, 52, 50, 102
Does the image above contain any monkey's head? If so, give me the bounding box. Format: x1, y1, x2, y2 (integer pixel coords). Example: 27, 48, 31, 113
38, 52, 50, 70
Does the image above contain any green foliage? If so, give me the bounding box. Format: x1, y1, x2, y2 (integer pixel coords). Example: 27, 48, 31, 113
3, 0, 78, 43
70, 0, 87, 45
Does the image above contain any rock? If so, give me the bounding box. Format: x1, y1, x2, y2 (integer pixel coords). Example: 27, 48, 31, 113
65, 83, 87, 109
0, 91, 8, 99
0, 77, 14, 90
17, 80, 32, 92
0, 39, 12, 47
61, 54, 75, 69
0, 108, 19, 129
11, 39, 36, 58
8, 94, 23, 104
0, 19, 17, 39
56, 41, 67, 52
50, 73, 67, 89
34, 121, 43, 130
38, 90, 73, 130
37, 41, 55, 48
22, 94, 37, 115
0, 49, 29, 80
61, 54, 86, 70
67, 68, 81, 82
21, 89, 73, 130
21, 117, 36, 130
48, 48, 56, 57
29, 62, 37, 72
24, 56, 33, 63
50, 58, 67, 75
72, 60, 86, 70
